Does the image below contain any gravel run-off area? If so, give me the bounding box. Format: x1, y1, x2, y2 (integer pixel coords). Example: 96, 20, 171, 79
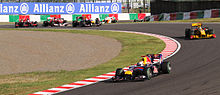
0, 30, 121, 75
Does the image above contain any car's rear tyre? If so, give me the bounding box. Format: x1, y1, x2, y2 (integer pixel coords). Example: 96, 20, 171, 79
63, 20, 67, 23
18, 22, 23, 27
208, 29, 214, 34
161, 61, 171, 74
43, 21, 48, 27
72, 21, 77, 27
185, 28, 191, 38
134, 19, 137, 22
80, 21, 86, 27
185, 28, 194, 39
51, 22, 55, 27
15, 22, 18, 28
112, 20, 117, 23
144, 68, 152, 80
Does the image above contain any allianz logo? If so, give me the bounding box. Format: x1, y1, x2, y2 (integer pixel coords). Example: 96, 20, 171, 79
79, 3, 119, 13
79, 4, 109, 13
33, 3, 120, 13
33, 3, 118, 13
0, 3, 120, 14
33, 4, 65, 13
0, 3, 29, 14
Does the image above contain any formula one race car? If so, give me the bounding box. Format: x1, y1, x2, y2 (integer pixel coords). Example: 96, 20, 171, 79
72, 16, 92, 27
185, 23, 216, 39
43, 17, 68, 27
133, 19, 144, 22
133, 16, 151, 22
102, 17, 117, 23
15, 19, 38, 28
112, 54, 171, 81
91, 18, 102, 26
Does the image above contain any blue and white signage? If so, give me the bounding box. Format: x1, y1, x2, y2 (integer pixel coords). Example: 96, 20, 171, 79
0, 3, 121, 14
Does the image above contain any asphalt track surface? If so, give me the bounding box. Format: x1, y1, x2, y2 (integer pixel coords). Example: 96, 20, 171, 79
55, 23, 219, 95
1, 23, 220, 95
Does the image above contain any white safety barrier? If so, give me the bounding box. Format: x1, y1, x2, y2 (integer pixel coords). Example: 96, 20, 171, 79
61, 14, 72, 21
29, 15, 41, 22
118, 13, 130, 20
0, 15, 9, 22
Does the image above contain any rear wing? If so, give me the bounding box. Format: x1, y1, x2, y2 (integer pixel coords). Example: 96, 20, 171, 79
192, 23, 202, 27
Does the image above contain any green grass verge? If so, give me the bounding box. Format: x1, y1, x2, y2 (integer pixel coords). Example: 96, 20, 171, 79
0, 22, 14, 25
0, 28, 165, 95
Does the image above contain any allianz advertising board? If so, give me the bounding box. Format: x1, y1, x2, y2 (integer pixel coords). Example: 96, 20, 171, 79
0, 3, 121, 14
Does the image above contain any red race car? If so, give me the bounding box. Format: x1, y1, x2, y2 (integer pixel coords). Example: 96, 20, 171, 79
15, 18, 38, 28
43, 17, 68, 27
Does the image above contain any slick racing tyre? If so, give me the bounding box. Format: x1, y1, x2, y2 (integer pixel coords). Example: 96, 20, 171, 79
115, 68, 124, 77
144, 68, 152, 80
43, 21, 48, 27
185, 28, 192, 39
161, 61, 171, 74
80, 21, 86, 27
208, 29, 214, 34
72, 21, 77, 27
15, 22, 18, 28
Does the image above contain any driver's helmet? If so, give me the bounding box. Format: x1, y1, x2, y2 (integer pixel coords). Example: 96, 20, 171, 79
136, 61, 144, 66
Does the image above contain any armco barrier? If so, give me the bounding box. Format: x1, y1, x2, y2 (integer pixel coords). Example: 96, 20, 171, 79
146, 9, 220, 21
0, 13, 151, 22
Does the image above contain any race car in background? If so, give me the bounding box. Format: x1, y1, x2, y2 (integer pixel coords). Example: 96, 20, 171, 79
133, 19, 144, 22
15, 18, 38, 28
133, 16, 150, 22
112, 54, 171, 81
185, 23, 216, 39
43, 17, 68, 27
91, 18, 102, 26
72, 16, 102, 27
102, 17, 117, 23
72, 16, 92, 27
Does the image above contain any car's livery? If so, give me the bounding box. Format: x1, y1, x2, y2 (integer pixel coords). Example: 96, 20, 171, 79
15, 19, 38, 28
72, 16, 92, 27
102, 17, 117, 23
112, 54, 171, 81
43, 17, 68, 27
72, 16, 102, 27
185, 23, 216, 39
91, 18, 102, 27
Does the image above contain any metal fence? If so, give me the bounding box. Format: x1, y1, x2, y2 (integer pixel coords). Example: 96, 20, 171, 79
151, 0, 220, 15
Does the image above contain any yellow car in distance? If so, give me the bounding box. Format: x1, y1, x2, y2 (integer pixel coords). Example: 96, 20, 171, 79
185, 23, 216, 39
